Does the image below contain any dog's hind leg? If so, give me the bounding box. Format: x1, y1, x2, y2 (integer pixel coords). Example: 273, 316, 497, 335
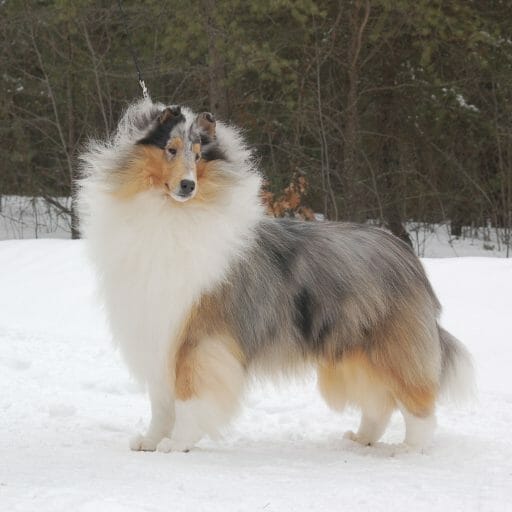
157, 335, 245, 452
373, 314, 440, 449
318, 355, 395, 445
398, 403, 437, 448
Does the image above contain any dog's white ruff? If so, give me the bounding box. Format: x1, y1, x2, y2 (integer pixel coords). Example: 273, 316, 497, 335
79, 103, 263, 449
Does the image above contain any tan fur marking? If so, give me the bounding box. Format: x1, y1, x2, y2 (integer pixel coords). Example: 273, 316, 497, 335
111, 139, 238, 205
166, 137, 184, 151
317, 362, 348, 411
111, 146, 165, 199
318, 348, 435, 418
193, 165, 236, 203
174, 294, 245, 402
386, 371, 436, 417
175, 336, 243, 410
111, 143, 197, 200
368, 303, 440, 417
175, 339, 198, 400
195, 159, 216, 180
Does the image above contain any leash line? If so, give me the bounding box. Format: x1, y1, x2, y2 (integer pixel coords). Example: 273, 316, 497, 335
116, 0, 149, 99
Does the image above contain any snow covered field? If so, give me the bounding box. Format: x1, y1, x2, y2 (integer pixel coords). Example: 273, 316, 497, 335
1, 240, 511, 511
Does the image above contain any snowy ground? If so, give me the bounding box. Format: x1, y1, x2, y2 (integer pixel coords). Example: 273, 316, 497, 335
0, 240, 511, 511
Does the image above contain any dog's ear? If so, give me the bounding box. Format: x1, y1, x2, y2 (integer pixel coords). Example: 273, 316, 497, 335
196, 112, 216, 139
158, 106, 181, 124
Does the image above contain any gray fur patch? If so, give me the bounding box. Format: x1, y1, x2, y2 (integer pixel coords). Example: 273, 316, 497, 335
217, 219, 441, 365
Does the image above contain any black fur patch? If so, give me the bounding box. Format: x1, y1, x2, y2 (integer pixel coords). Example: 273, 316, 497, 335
137, 113, 185, 149
200, 133, 210, 145
199, 132, 226, 161
315, 320, 333, 347
201, 143, 227, 162
294, 287, 313, 340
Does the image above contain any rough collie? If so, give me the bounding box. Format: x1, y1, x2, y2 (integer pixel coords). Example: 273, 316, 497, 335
78, 99, 474, 452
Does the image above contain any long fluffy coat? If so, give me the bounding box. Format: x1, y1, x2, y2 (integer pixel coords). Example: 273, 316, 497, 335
78, 99, 474, 452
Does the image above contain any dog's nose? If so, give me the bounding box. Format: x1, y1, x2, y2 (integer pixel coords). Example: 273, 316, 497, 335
180, 179, 196, 195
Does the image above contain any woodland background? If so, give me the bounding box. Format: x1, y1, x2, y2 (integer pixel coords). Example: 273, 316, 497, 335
1, 0, 511, 246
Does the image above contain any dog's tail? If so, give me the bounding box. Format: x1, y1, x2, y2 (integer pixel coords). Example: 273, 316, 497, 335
438, 325, 476, 404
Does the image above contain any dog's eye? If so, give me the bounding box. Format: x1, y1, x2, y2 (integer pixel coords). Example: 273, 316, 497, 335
167, 148, 177, 156
195, 153, 200, 162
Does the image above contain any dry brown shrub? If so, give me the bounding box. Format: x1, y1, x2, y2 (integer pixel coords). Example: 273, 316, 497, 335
261, 174, 316, 221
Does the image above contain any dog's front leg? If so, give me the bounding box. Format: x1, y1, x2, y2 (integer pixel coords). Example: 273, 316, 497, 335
130, 368, 175, 452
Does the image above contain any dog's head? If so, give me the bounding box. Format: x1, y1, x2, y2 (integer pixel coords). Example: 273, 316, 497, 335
113, 104, 227, 203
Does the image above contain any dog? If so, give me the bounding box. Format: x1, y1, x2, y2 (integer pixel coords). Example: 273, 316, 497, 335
78, 99, 474, 452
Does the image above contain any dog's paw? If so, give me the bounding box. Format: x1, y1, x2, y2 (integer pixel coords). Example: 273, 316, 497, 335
156, 437, 193, 453
129, 433, 159, 452
343, 430, 372, 446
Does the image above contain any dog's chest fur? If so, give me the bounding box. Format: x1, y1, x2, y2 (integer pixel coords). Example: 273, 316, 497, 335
83, 188, 261, 382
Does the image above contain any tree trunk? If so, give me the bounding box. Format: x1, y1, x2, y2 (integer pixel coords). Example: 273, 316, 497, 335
67, 26, 80, 239
203, 0, 229, 120
343, 0, 370, 222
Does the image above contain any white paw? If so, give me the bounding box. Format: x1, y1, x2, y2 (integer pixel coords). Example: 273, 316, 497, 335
156, 437, 194, 453
343, 430, 372, 446
129, 433, 159, 452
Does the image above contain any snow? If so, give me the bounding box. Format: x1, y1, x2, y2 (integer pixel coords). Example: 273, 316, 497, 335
408, 222, 510, 258
1, 240, 511, 511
